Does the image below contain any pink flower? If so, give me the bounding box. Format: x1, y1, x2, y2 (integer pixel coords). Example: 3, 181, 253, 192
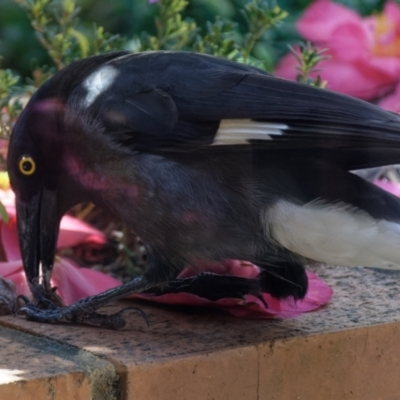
136, 260, 333, 319
275, 0, 400, 100
0, 189, 333, 319
374, 180, 400, 197
378, 81, 400, 112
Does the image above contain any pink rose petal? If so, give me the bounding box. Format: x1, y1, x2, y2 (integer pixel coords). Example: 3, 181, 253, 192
276, 0, 400, 101
0, 257, 122, 306
1, 216, 21, 261
276, 271, 333, 318
178, 259, 260, 279
58, 215, 106, 249
382, 1, 400, 26
0, 189, 105, 251
51, 258, 121, 306
374, 180, 400, 197
275, 50, 395, 100
297, 0, 361, 43
136, 269, 333, 319
328, 24, 369, 60
0, 260, 30, 297
378, 81, 400, 113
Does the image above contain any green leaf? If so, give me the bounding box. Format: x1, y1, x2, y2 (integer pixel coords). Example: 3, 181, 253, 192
0, 202, 9, 224
70, 28, 89, 58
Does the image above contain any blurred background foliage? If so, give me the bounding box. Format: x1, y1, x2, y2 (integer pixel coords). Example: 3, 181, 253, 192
0, 0, 387, 80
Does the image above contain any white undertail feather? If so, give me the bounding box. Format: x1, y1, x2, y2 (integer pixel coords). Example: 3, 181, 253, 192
213, 119, 288, 145
265, 200, 400, 269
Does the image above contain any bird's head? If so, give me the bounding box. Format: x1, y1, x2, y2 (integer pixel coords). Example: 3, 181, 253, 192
7, 94, 94, 289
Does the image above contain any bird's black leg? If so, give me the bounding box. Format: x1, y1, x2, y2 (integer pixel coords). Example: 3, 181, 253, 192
147, 272, 261, 301
19, 276, 157, 328
256, 257, 309, 300
19, 249, 185, 329
28, 280, 64, 309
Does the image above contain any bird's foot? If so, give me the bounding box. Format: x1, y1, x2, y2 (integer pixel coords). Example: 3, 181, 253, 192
148, 272, 263, 301
17, 296, 148, 329
29, 282, 64, 308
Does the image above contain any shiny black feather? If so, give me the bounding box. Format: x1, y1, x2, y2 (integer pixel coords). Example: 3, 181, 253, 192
59, 51, 400, 169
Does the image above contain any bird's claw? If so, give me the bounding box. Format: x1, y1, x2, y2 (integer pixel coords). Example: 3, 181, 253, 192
18, 299, 149, 329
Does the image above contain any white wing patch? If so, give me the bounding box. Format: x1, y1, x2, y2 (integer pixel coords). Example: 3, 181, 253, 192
213, 119, 288, 145
264, 200, 400, 269
83, 66, 119, 107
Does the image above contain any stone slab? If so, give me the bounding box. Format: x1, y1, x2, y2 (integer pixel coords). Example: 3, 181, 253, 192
1, 265, 400, 399
0, 325, 119, 399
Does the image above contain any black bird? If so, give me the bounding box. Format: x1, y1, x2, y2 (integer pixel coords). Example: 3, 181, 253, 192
8, 51, 400, 328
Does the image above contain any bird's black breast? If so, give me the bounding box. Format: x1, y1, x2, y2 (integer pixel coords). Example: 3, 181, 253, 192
95, 149, 267, 261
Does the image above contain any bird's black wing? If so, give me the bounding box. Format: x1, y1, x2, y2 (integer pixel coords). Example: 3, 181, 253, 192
171, 70, 400, 169
69, 51, 400, 169
69, 51, 263, 150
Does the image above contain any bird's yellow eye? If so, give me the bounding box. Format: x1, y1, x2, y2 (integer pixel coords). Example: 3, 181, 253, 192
18, 155, 36, 176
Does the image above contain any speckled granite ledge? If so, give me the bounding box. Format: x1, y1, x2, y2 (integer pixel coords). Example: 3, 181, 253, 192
0, 325, 118, 399
0, 265, 400, 399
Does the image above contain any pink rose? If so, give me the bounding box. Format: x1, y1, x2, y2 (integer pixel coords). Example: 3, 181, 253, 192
374, 180, 400, 197
378, 81, 400, 112
136, 264, 333, 319
275, 0, 400, 100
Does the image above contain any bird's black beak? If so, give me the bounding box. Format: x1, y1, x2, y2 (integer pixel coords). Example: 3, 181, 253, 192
16, 187, 60, 295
